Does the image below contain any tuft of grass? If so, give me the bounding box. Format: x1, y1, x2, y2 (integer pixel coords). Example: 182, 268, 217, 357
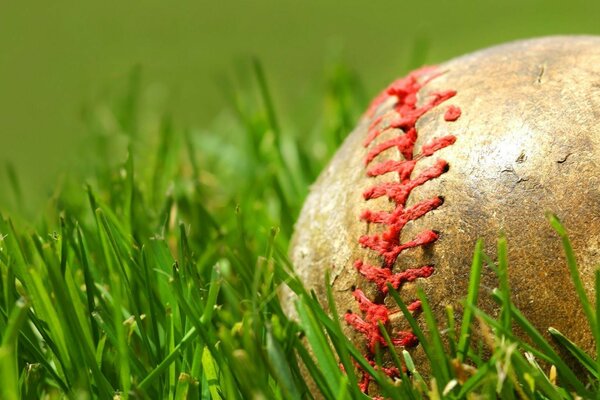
1, 61, 599, 400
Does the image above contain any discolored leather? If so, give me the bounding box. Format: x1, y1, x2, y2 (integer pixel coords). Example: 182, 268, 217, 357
285, 36, 600, 387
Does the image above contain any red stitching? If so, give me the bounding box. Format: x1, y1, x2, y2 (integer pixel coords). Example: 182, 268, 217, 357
345, 66, 461, 394
444, 105, 462, 121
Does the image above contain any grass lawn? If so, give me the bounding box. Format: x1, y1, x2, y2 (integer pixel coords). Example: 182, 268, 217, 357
0, 62, 599, 399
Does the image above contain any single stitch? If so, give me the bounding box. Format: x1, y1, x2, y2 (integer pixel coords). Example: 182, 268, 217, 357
354, 261, 434, 294
345, 66, 461, 395
444, 105, 462, 121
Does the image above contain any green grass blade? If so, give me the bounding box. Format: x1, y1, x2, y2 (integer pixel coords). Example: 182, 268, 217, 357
417, 287, 452, 386
295, 296, 341, 396
201, 345, 222, 400
96, 209, 132, 397
138, 326, 199, 391
323, 272, 360, 397
0, 298, 28, 400
387, 285, 431, 362
548, 327, 597, 378
174, 373, 192, 400
548, 213, 597, 338
457, 239, 484, 362
265, 327, 302, 400
496, 235, 512, 333
252, 58, 280, 138
484, 294, 590, 396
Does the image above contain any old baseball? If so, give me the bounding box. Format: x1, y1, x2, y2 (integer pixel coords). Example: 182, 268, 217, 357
287, 36, 600, 393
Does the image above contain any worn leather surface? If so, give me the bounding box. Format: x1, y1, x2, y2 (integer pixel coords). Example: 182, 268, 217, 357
285, 36, 600, 389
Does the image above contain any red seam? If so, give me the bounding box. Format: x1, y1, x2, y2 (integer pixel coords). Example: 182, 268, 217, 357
345, 66, 461, 395
444, 105, 462, 121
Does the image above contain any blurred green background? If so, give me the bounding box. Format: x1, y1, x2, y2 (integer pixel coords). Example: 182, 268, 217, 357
2, 0, 600, 206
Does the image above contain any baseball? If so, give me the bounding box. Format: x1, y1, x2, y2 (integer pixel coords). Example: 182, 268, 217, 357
287, 36, 600, 393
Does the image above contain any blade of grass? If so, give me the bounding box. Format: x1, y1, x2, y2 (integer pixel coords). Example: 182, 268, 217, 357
295, 297, 341, 396
417, 286, 452, 386
548, 213, 597, 338
481, 295, 590, 396
75, 224, 101, 343
201, 346, 222, 400
521, 352, 567, 400
457, 239, 484, 363
323, 271, 360, 397
174, 373, 192, 400
138, 326, 200, 391
496, 235, 512, 333
0, 298, 28, 400
95, 209, 131, 398
548, 327, 597, 378
402, 350, 426, 391
265, 327, 302, 400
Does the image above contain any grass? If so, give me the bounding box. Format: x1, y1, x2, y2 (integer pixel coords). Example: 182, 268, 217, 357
1, 61, 599, 399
